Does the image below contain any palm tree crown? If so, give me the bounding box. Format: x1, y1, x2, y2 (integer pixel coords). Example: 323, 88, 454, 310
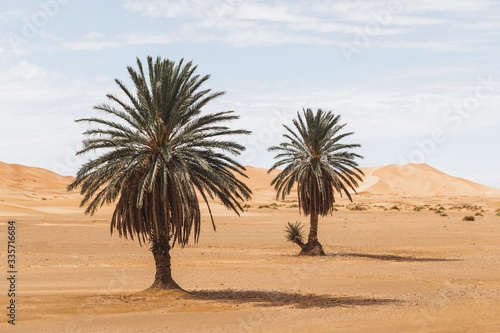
269, 108, 364, 213
68, 56, 252, 248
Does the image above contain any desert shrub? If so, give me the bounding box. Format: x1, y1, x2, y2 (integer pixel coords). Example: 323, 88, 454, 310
462, 215, 475, 221
496, 212, 500, 217
440, 212, 448, 217
458, 204, 483, 211
284, 221, 304, 243
259, 203, 282, 209
475, 212, 483, 217
41, 197, 47, 200
413, 206, 422, 212
390, 205, 401, 211
242, 204, 252, 209
347, 203, 367, 211
288, 204, 299, 208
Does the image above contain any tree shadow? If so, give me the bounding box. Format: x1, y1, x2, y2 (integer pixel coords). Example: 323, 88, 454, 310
330, 252, 461, 262
188, 289, 399, 309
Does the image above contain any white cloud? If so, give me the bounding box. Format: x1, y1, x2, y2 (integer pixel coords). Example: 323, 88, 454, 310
0, 8, 28, 22
0, 62, 116, 175
63, 32, 179, 51
82, 31, 106, 40
111, 0, 499, 51
377, 40, 470, 52
215, 74, 500, 147
406, 0, 494, 13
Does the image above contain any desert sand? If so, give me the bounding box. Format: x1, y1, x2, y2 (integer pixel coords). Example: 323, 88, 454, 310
1, 162, 499, 332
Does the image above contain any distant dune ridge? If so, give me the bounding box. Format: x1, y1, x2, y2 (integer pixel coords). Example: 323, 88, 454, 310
0, 161, 499, 201
357, 163, 500, 197
0, 161, 73, 190
241, 164, 500, 198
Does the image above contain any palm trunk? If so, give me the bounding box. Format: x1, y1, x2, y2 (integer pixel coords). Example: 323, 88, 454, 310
308, 212, 319, 243
299, 212, 326, 256
149, 236, 181, 290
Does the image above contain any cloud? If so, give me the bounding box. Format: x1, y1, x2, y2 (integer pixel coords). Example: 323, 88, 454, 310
62, 32, 179, 51
109, 0, 499, 52
216, 72, 500, 147
0, 62, 115, 175
405, 0, 495, 13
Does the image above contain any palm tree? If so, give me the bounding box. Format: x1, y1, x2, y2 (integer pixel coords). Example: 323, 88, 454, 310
68, 56, 252, 290
268, 108, 364, 256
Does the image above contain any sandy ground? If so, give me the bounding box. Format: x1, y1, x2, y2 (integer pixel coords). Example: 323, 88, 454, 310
1, 163, 500, 332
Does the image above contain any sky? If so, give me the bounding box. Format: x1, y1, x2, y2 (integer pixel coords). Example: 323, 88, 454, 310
1, 0, 500, 188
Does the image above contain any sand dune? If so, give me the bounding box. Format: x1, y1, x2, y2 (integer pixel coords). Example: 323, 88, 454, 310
240, 163, 500, 198
0, 162, 81, 216
1, 162, 499, 216
357, 163, 500, 197
0, 161, 73, 190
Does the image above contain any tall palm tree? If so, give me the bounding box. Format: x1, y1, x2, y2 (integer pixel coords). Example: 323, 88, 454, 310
268, 108, 364, 255
68, 56, 252, 289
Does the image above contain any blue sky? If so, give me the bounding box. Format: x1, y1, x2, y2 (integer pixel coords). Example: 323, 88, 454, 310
1, 0, 500, 188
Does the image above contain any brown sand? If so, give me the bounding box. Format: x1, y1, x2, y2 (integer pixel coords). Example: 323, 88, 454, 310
1, 162, 499, 332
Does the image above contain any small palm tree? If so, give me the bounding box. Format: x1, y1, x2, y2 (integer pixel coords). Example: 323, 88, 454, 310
68, 56, 252, 290
268, 108, 364, 255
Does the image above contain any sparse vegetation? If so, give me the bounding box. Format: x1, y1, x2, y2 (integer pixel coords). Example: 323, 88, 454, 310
496, 212, 500, 217
284, 221, 305, 244
451, 204, 483, 211
41, 197, 47, 200
463, 215, 475, 221
390, 205, 401, 211
242, 204, 252, 209
347, 203, 368, 211
258, 204, 277, 209
258, 202, 284, 209
413, 205, 424, 212
288, 204, 299, 208
475, 212, 483, 217
435, 206, 448, 216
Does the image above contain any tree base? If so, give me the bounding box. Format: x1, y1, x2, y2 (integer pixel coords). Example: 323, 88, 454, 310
148, 278, 182, 290
298, 240, 326, 256
149, 235, 183, 290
